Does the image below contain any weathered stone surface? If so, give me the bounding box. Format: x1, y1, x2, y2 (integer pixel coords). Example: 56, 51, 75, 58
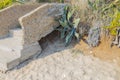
0, 50, 20, 71
0, 36, 41, 71
0, 27, 41, 71
0, 3, 41, 38
0, 3, 66, 71
19, 42, 42, 62
19, 3, 66, 45
87, 22, 101, 47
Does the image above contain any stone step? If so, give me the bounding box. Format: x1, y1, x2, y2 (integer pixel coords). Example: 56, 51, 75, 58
0, 37, 23, 52
0, 36, 41, 71
0, 50, 20, 71
9, 28, 23, 37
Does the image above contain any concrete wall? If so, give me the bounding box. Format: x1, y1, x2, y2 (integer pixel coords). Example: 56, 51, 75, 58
19, 3, 66, 45
0, 3, 41, 38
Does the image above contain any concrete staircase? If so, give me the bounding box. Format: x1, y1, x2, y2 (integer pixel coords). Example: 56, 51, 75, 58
0, 28, 23, 71
0, 28, 23, 52
0, 3, 66, 71
0, 28, 41, 71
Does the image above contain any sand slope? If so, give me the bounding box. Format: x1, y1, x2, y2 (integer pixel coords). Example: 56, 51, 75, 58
0, 36, 120, 80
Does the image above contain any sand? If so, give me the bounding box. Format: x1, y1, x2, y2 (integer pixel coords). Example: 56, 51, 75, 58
74, 37, 120, 65
0, 35, 120, 80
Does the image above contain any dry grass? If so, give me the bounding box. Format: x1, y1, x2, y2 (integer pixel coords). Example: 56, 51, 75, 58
70, 0, 113, 27
70, 0, 95, 26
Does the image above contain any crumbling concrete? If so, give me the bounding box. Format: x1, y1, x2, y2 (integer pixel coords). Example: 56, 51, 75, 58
0, 3, 41, 38
0, 3, 66, 71
19, 3, 65, 45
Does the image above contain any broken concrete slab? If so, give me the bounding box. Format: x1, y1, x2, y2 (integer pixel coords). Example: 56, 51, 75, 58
0, 50, 20, 71
0, 3, 66, 71
0, 3, 41, 38
0, 35, 41, 71
19, 3, 66, 45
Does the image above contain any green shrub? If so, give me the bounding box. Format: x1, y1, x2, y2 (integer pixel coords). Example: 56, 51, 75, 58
88, 0, 120, 36
105, 10, 120, 36
56, 6, 80, 46
101, 0, 120, 36
0, 0, 14, 9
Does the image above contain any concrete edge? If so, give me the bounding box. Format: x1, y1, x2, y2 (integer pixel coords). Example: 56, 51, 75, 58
18, 3, 49, 30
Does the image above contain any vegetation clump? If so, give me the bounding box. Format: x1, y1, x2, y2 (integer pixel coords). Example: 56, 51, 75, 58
105, 11, 120, 36
66, 0, 120, 48
0, 0, 14, 9
56, 6, 80, 46
87, 0, 120, 47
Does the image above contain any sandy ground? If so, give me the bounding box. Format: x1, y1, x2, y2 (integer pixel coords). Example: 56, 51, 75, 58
74, 36, 120, 65
0, 34, 120, 80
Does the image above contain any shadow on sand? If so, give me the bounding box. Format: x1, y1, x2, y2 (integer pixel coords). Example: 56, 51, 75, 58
10, 30, 78, 71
